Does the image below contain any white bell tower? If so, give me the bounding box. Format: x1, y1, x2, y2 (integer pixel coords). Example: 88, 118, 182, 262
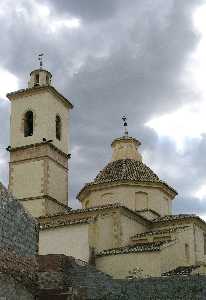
7, 58, 73, 217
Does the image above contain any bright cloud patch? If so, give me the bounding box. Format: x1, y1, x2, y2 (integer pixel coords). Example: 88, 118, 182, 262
195, 184, 206, 201
0, 68, 19, 101
14, 1, 81, 34
146, 4, 206, 151
50, 19, 81, 33
146, 101, 206, 150
191, 4, 206, 94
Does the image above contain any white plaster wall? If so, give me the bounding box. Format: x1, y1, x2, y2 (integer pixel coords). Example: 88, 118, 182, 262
96, 252, 161, 279
159, 226, 196, 274
48, 159, 68, 205
194, 225, 206, 263
94, 214, 115, 251
21, 198, 45, 217
11, 160, 44, 199
10, 89, 70, 154
39, 224, 90, 261
83, 184, 173, 216
120, 214, 147, 246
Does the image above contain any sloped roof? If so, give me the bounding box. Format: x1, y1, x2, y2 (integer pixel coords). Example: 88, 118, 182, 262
152, 214, 198, 223
161, 265, 200, 276
130, 226, 189, 240
38, 203, 150, 230
96, 241, 171, 257
78, 159, 177, 199
94, 159, 160, 184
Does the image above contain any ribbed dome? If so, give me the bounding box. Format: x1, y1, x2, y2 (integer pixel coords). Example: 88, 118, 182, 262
94, 159, 160, 184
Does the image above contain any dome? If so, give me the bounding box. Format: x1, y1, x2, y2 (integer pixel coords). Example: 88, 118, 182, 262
94, 159, 160, 184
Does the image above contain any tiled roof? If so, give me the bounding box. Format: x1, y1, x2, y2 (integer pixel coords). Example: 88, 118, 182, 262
39, 217, 95, 230
38, 203, 150, 230
77, 159, 177, 198
135, 209, 161, 216
152, 214, 198, 223
162, 265, 200, 276
94, 159, 160, 184
96, 241, 171, 257
131, 226, 189, 240
38, 203, 121, 219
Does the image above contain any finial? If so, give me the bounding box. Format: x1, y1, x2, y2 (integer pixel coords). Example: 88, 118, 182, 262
38, 53, 44, 69
122, 116, 128, 137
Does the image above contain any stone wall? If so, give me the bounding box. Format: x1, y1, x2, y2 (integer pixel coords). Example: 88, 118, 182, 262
0, 182, 38, 298
0, 182, 38, 255
96, 276, 206, 300
0, 273, 34, 300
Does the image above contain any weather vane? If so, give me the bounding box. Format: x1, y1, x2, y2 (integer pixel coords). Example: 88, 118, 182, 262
122, 116, 128, 137
38, 53, 44, 69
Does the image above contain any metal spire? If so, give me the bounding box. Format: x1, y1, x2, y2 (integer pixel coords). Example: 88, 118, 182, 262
122, 116, 128, 137
38, 53, 44, 69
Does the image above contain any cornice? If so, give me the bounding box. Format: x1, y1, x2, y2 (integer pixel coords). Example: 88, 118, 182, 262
9, 141, 70, 159
38, 203, 151, 228
7, 85, 73, 109
77, 180, 177, 201
152, 214, 206, 231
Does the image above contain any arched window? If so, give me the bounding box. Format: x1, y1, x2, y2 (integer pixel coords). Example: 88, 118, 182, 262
85, 200, 90, 208
56, 115, 61, 140
35, 74, 39, 86
24, 111, 33, 137
185, 243, 190, 262
135, 192, 148, 211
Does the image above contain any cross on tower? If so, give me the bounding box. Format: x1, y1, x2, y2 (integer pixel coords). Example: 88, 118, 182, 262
38, 53, 44, 69
122, 116, 128, 137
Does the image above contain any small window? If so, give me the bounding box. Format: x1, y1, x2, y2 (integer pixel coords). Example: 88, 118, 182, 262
56, 115, 61, 140
185, 243, 189, 262
135, 192, 148, 211
204, 234, 206, 255
35, 74, 39, 85
85, 200, 90, 208
24, 111, 33, 137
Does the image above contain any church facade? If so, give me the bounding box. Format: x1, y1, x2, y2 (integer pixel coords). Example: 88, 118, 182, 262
6, 67, 206, 279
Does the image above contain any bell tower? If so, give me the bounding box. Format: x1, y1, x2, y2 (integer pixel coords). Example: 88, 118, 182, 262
7, 62, 73, 217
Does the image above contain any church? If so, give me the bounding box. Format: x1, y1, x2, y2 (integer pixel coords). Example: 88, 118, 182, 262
6, 65, 206, 279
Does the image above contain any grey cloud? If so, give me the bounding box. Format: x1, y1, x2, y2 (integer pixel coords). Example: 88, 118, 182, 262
0, 0, 205, 214
40, 0, 124, 21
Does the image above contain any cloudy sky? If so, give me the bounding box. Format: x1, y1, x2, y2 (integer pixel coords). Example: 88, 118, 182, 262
0, 0, 206, 217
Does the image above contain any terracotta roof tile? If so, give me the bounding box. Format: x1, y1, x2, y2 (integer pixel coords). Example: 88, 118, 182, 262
131, 226, 189, 240
77, 159, 177, 198
94, 159, 160, 183
162, 265, 200, 276
152, 214, 198, 223
39, 217, 96, 230
38, 203, 121, 219
96, 241, 171, 257
38, 203, 151, 229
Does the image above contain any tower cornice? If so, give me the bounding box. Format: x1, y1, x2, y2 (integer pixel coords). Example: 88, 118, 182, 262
8, 141, 71, 159
7, 85, 73, 109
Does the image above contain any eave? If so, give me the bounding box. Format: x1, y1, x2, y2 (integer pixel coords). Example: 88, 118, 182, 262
77, 180, 177, 202
7, 85, 73, 109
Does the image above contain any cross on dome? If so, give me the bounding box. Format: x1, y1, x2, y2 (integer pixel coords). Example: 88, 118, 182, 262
38, 53, 44, 69
122, 116, 129, 137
